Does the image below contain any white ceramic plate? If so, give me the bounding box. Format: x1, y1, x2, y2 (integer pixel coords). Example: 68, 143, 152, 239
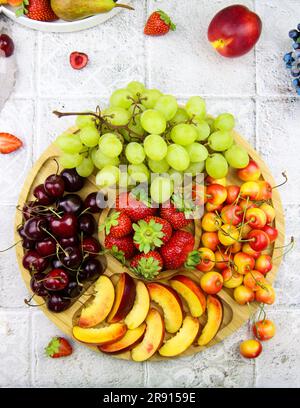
1, 1, 132, 32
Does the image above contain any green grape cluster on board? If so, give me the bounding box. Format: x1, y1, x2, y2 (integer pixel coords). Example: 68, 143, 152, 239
54, 81, 250, 204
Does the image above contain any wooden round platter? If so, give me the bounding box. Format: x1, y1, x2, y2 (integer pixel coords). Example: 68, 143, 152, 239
15, 130, 285, 361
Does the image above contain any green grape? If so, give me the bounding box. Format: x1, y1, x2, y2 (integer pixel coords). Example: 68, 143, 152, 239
208, 130, 234, 151
128, 115, 144, 136
140, 109, 166, 134
185, 143, 208, 162
79, 125, 100, 147
59, 153, 83, 169
95, 165, 120, 187
144, 134, 168, 161
205, 154, 228, 179
155, 95, 178, 121
171, 107, 189, 125
170, 124, 197, 146
192, 119, 210, 141
185, 161, 205, 176
76, 114, 95, 129
205, 116, 214, 127
103, 107, 130, 126
98, 133, 123, 158
91, 148, 120, 169
127, 81, 145, 97
55, 133, 83, 154
128, 103, 146, 115
166, 144, 190, 171
125, 142, 145, 164
224, 145, 249, 168
148, 158, 169, 173
185, 96, 206, 119
213, 113, 235, 131
110, 88, 134, 109
150, 176, 174, 204
128, 163, 150, 183
141, 89, 162, 109
168, 169, 183, 188
76, 157, 94, 177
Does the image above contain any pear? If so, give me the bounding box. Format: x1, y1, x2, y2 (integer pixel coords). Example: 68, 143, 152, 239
51, 0, 134, 22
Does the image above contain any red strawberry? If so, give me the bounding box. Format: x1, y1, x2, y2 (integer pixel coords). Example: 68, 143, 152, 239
116, 192, 157, 222
133, 216, 172, 253
105, 234, 136, 262
0, 133, 23, 154
130, 250, 163, 280
17, 0, 58, 22
144, 10, 176, 36
101, 211, 132, 238
45, 337, 72, 358
160, 203, 191, 230
160, 230, 200, 270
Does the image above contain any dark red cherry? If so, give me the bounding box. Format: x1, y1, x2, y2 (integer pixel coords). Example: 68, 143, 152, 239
61, 246, 82, 268
81, 236, 101, 257
22, 238, 36, 250
49, 214, 77, 238
30, 273, 48, 297
22, 250, 49, 273
57, 194, 83, 214
22, 201, 39, 221
51, 257, 64, 269
23, 217, 48, 241
78, 258, 103, 281
44, 174, 65, 198
0, 34, 14, 57
36, 238, 56, 257
78, 213, 96, 236
33, 184, 56, 206
84, 192, 103, 214
46, 294, 71, 313
59, 235, 79, 248
62, 281, 82, 298
60, 169, 85, 192
43, 268, 69, 291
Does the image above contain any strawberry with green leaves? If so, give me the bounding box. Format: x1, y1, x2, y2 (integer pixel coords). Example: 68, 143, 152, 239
130, 251, 163, 280
133, 216, 172, 253
144, 10, 176, 36
160, 203, 192, 230
160, 230, 200, 270
16, 0, 58, 22
116, 191, 157, 222
100, 211, 132, 238
45, 337, 72, 359
104, 234, 136, 262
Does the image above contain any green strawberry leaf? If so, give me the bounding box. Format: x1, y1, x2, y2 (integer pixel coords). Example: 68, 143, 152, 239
157, 9, 176, 31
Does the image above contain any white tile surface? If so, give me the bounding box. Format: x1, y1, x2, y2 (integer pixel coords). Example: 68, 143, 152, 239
0, 0, 299, 388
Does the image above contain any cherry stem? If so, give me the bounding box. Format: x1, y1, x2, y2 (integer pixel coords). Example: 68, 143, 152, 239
53, 110, 100, 120
272, 172, 288, 190
115, 4, 135, 10
0, 239, 22, 252
53, 158, 60, 176
41, 227, 68, 257
273, 236, 295, 260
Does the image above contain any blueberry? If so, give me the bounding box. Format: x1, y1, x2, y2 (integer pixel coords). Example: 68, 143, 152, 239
283, 52, 293, 62
289, 29, 299, 39
296, 87, 300, 95
292, 78, 300, 87
293, 43, 300, 50
297, 24, 300, 31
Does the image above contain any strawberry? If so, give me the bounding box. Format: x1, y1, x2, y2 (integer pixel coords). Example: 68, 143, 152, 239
130, 250, 163, 280
160, 230, 200, 270
45, 337, 72, 359
160, 203, 191, 230
144, 10, 176, 36
133, 216, 172, 253
16, 0, 58, 22
0, 133, 23, 154
100, 211, 132, 238
105, 234, 136, 262
116, 191, 157, 222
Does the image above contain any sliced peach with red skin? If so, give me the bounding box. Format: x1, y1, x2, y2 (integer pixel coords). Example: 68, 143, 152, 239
124, 281, 150, 329
73, 323, 127, 346
131, 308, 165, 362
147, 282, 183, 333
198, 295, 223, 346
159, 316, 200, 357
99, 323, 146, 354
107, 273, 136, 324
77, 275, 115, 328
170, 275, 206, 317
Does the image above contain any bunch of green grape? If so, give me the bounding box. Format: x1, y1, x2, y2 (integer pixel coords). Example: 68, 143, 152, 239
54, 81, 249, 203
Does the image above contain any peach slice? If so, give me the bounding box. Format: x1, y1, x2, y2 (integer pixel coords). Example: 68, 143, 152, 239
99, 323, 146, 354
131, 308, 165, 362
159, 316, 200, 357
124, 281, 150, 329
73, 323, 127, 346
77, 275, 115, 328
107, 273, 136, 323
198, 295, 223, 346
147, 282, 183, 333
170, 275, 206, 317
